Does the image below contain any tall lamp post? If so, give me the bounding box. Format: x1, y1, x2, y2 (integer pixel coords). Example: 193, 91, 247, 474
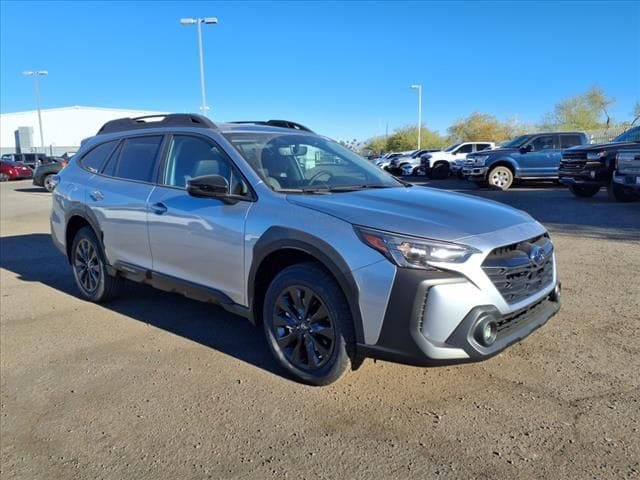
180, 17, 218, 117
410, 84, 422, 149
23, 70, 48, 151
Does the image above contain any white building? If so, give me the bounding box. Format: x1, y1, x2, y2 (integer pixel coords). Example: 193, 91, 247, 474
0, 105, 165, 156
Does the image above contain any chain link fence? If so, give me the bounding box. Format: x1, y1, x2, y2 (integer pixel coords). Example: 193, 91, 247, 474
583, 126, 629, 144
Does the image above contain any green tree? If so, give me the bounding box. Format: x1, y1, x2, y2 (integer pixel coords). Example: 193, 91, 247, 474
365, 125, 447, 153
540, 86, 615, 130
447, 112, 526, 143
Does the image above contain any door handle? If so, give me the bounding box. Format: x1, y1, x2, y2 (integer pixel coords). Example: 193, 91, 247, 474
89, 190, 104, 201
150, 202, 168, 215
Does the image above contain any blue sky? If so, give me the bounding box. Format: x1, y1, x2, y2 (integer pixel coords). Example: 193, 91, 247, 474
1, 1, 639, 141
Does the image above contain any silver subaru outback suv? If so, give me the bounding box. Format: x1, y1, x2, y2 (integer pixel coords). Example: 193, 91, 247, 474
50, 114, 560, 385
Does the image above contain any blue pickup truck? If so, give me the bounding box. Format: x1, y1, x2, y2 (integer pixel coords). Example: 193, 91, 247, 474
462, 132, 589, 190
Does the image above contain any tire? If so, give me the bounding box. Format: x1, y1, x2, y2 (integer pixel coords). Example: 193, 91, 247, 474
43, 174, 56, 192
568, 184, 600, 198
430, 162, 450, 180
412, 167, 423, 176
262, 262, 355, 386
487, 165, 514, 190
607, 180, 638, 202
71, 226, 122, 303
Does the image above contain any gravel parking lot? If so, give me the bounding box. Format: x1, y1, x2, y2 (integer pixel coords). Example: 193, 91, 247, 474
1, 178, 639, 480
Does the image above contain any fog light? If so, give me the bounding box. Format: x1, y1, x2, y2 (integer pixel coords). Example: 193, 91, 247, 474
474, 318, 498, 347
590, 171, 596, 179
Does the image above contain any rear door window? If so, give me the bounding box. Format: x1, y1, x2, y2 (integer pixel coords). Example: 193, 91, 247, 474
108, 136, 163, 183
455, 144, 474, 154
560, 135, 583, 149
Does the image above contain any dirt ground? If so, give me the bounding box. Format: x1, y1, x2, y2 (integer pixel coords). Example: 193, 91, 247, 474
1, 178, 639, 480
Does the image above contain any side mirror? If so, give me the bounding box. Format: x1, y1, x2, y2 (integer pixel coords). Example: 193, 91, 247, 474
520, 144, 533, 154
187, 175, 230, 199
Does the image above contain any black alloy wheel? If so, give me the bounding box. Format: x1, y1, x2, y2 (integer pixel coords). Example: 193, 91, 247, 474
271, 286, 336, 370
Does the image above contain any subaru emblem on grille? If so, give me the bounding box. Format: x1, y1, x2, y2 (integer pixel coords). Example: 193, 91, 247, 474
529, 246, 546, 266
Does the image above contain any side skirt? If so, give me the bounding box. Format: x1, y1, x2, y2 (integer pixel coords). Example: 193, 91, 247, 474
108, 261, 251, 319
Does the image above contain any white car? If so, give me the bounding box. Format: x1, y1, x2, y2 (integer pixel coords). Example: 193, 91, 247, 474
421, 142, 495, 179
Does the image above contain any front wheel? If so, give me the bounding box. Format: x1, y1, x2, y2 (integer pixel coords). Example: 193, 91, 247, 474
487, 166, 514, 190
71, 226, 122, 303
568, 184, 600, 198
263, 263, 355, 386
607, 180, 638, 202
430, 162, 450, 180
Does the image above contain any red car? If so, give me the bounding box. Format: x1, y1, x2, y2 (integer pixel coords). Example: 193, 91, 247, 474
0, 160, 33, 180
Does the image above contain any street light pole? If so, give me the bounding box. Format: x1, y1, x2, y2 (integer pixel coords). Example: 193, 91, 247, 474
410, 84, 422, 149
23, 70, 48, 151
180, 17, 218, 117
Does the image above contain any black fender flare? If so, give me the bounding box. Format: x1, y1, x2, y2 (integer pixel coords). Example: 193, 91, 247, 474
248, 226, 365, 344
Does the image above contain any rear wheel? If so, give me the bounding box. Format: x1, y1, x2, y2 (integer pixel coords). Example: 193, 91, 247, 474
71, 226, 122, 303
568, 184, 600, 198
488, 166, 513, 190
43, 174, 56, 192
430, 162, 450, 180
607, 180, 638, 202
263, 262, 355, 385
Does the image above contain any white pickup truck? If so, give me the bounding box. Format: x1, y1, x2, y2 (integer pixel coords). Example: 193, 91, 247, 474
418, 142, 495, 179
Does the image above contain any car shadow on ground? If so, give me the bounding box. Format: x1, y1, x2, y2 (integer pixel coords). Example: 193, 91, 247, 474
410, 177, 640, 242
0, 233, 284, 379
14, 187, 47, 193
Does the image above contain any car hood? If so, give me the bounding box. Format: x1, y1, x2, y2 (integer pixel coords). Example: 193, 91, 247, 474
468, 147, 517, 158
565, 141, 639, 152
287, 186, 541, 246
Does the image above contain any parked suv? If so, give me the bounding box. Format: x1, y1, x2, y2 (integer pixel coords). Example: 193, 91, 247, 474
33, 157, 67, 191
418, 142, 495, 179
51, 114, 561, 385
558, 126, 640, 199
463, 132, 589, 190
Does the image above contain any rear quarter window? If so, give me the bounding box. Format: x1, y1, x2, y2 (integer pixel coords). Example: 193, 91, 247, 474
80, 141, 118, 173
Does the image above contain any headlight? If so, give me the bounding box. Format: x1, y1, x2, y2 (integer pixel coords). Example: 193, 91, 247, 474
355, 226, 479, 269
586, 151, 606, 160
616, 152, 640, 174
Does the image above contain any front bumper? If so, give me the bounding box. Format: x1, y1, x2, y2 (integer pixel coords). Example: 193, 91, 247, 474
357, 267, 560, 366
612, 172, 640, 191
558, 162, 610, 187
462, 166, 488, 180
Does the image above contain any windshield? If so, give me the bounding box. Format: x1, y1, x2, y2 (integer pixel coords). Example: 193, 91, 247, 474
444, 143, 461, 152
223, 132, 404, 192
613, 126, 640, 143
502, 135, 533, 148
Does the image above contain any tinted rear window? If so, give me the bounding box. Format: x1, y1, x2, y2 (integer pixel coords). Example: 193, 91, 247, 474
111, 136, 163, 182
560, 135, 583, 149
80, 141, 118, 173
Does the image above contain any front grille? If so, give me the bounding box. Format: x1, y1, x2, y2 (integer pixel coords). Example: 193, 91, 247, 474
495, 295, 550, 339
559, 160, 586, 172
562, 151, 587, 160
482, 235, 554, 304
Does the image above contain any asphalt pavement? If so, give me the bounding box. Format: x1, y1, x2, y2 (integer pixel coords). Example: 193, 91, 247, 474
1, 178, 639, 480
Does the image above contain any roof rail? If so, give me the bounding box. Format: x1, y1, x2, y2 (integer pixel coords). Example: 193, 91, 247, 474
97, 113, 217, 135
229, 120, 314, 133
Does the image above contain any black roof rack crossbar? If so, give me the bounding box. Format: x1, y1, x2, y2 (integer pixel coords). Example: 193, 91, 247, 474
229, 120, 314, 133
97, 113, 217, 135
